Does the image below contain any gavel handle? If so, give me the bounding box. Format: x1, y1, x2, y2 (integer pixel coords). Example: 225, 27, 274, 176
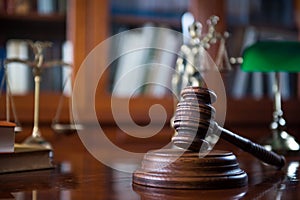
217, 124, 285, 169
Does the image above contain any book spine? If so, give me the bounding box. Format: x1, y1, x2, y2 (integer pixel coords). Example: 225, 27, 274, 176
57, 0, 67, 14
37, 0, 57, 14
62, 40, 73, 97
231, 69, 250, 99
279, 72, 291, 100
6, 0, 33, 14
144, 28, 181, 97
0, 46, 6, 92
112, 26, 155, 97
251, 72, 263, 100
6, 39, 31, 95
298, 74, 300, 99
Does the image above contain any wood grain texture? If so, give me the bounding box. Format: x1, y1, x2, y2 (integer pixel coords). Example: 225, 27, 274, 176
0, 125, 298, 199
133, 149, 248, 189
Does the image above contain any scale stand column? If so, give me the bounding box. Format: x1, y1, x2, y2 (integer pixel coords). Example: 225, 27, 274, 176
32, 74, 41, 138
23, 67, 52, 149
263, 72, 300, 153
23, 42, 52, 149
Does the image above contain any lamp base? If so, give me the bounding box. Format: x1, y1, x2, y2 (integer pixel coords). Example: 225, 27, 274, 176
133, 148, 248, 189
262, 130, 300, 154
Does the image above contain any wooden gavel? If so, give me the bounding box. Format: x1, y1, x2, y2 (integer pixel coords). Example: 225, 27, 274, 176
172, 86, 285, 169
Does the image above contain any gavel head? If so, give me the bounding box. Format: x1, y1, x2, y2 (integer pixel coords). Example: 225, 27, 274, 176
172, 86, 217, 152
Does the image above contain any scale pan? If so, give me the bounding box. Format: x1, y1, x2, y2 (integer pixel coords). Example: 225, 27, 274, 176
51, 123, 83, 134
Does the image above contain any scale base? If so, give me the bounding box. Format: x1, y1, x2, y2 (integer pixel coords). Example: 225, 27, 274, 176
51, 122, 84, 134
23, 135, 52, 149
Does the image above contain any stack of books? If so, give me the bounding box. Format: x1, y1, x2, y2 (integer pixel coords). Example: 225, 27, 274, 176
0, 121, 15, 153
0, 121, 54, 174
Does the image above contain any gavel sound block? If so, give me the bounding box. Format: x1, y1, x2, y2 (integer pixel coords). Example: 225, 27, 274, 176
133, 86, 285, 189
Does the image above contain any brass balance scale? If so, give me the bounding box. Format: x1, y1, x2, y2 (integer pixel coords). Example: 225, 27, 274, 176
1, 40, 79, 149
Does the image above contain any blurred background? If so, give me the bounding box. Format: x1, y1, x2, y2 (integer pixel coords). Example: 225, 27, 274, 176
0, 0, 300, 140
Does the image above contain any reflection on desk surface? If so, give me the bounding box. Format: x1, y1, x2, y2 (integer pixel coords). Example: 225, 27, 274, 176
0, 125, 300, 199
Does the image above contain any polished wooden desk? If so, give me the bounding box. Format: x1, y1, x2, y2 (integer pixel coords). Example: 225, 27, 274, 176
1, 125, 300, 199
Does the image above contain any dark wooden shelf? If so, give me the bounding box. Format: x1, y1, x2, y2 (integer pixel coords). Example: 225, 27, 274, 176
3, 92, 299, 128
0, 92, 70, 125
0, 13, 66, 22
0, 13, 66, 42
227, 97, 300, 125
2, 0, 300, 129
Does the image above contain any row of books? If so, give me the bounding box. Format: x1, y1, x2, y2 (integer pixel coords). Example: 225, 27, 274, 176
109, 25, 300, 100
109, 25, 182, 98
225, 0, 295, 29
111, 26, 300, 100
0, 0, 66, 15
110, 0, 188, 20
109, 1, 190, 97
229, 71, 298, 100
0, 39, 73, 95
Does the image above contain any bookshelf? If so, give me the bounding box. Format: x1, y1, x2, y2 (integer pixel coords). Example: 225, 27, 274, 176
70, 0, 181, 125
0, 0, 68, 124
105, 0, 300, 127
72, 0, 233, 125
1, 0, 300, 130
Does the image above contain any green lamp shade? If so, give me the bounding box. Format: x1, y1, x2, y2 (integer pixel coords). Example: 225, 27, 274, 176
242, 41, 300, 72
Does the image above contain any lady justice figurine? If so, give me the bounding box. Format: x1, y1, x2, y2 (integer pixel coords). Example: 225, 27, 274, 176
172, 15, 230, 99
